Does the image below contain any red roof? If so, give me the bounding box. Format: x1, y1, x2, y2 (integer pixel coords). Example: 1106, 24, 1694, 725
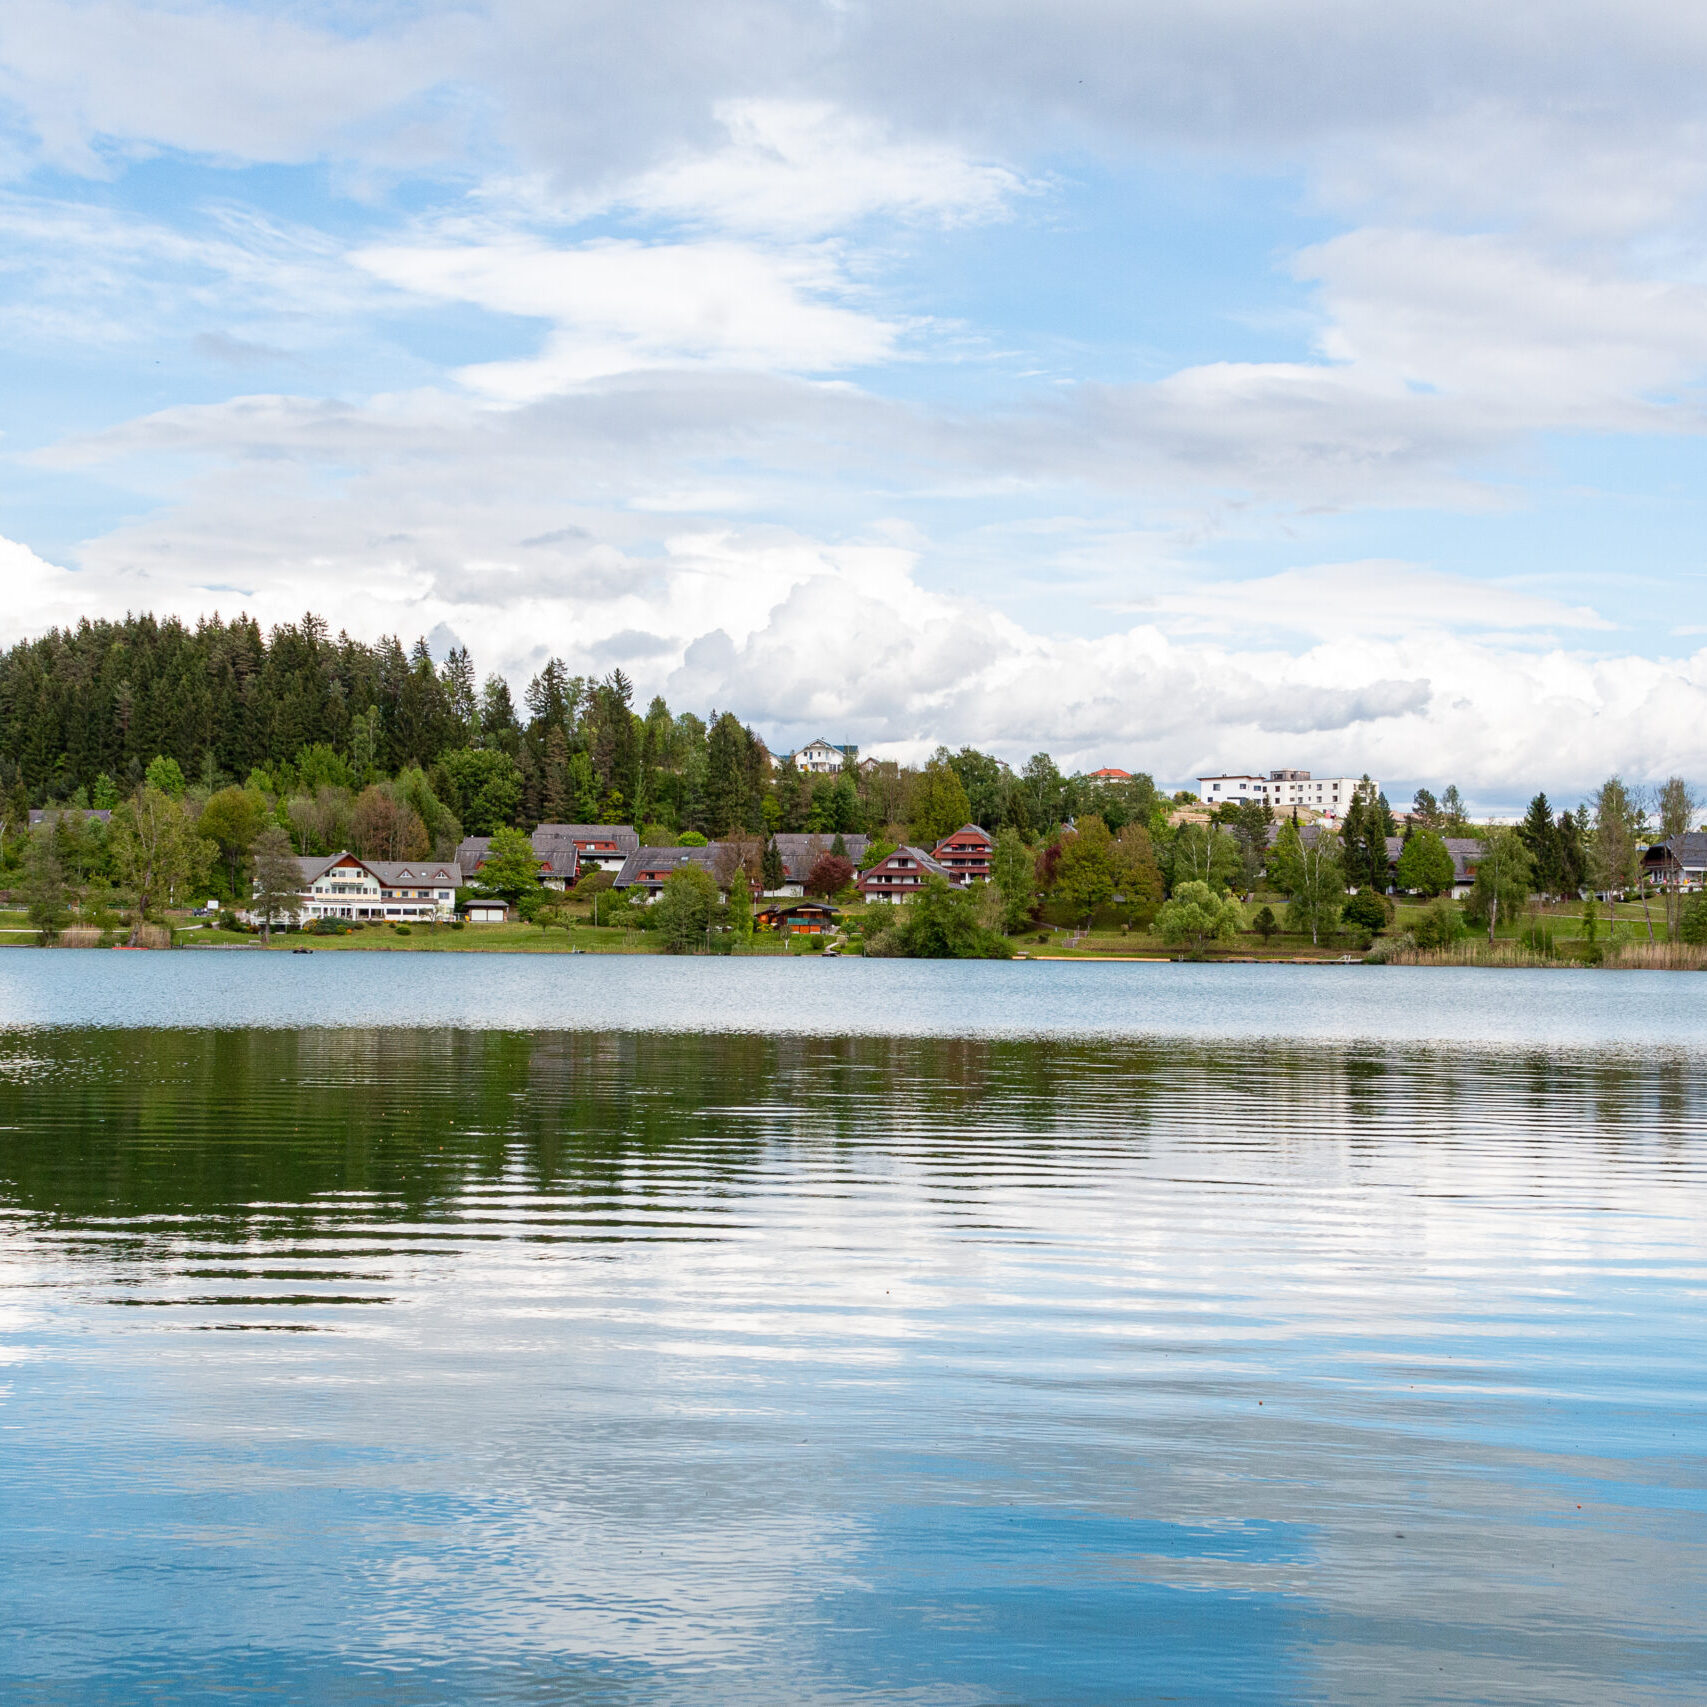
1089, 767, 1131, 780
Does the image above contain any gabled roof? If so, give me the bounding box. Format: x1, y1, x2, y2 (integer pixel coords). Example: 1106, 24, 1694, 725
859, 845, 953, 880
533, 823, 640, 849
365, 860, 460, 884
1645, 833, 1707, 864
770, 832, 869, 881
28, 807, 112, 825
613, 845, 720, 887
934, 823, 992, 847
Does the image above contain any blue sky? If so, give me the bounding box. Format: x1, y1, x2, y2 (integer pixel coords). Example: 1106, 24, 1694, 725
5, 1, 1707, 806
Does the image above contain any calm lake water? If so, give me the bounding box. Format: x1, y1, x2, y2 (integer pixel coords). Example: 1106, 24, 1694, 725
1, 956, 1704, 1704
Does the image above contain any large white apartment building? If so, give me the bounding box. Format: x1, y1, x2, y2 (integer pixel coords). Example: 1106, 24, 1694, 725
1196, 770, 1373, 820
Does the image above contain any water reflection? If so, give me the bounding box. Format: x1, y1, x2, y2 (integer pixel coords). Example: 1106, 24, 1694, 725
1, 1027, 1704, 1704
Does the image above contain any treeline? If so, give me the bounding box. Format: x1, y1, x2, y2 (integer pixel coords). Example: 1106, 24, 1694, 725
0, 611, 1160, 845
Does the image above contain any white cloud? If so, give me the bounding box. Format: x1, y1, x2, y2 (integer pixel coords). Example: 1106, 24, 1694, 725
353, 235, 902, 397
610, 99, 1027, 237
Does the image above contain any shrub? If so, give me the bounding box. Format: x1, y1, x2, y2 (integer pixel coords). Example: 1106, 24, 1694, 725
1412, 898, 1466, 950
1680, 896, 1707, 945
393, 924, 411, 936
1154, 881, 1242, 954
1251, 904, 1278, 943
1340, 892, 1392, 933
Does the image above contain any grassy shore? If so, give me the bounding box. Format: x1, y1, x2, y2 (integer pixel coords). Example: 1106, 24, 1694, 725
1, 892, 1697, 965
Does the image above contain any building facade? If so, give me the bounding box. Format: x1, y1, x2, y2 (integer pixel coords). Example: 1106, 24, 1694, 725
931, 824, 993, 885
267, 853, 461, 922
1198, 770, 1373, 820
789, 739, 856, 775
856, 846, 954, 902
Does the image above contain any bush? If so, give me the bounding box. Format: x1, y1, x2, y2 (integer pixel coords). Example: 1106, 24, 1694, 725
1340, 892, 1392, 933
1680, 896, 1707, 945
451, 918, 466, 931
1412, 898, 1466, 950
393, 924, 411, 936
1251, 904, 1278, 943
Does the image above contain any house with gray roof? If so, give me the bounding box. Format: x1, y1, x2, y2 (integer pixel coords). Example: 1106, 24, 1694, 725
251, 852, 460, 924
856, 845, 954, 903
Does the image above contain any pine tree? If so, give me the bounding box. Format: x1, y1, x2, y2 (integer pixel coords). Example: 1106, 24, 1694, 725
1518, 792, 1562, 895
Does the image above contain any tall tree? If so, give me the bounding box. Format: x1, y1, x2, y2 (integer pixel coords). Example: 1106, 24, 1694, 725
909, 759, 972, 847
1654, 776, 1699, 936
109, 786, 214, 937
1468, 827, 1534, 944
249, 825, 305, 945
1272, 823, 1345, 946
1518, 793, 1562, 896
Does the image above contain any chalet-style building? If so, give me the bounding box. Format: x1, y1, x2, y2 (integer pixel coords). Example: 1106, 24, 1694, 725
1642, 834, 1707, 892
931, 824, 993, 885
532, 823, 639, 875
456, 824, 637, 890
754, 900, 840, 935
611, 845, 723, 903
765, 832, 870, 897
857, 845, 954, 902
262, 853, 461, 923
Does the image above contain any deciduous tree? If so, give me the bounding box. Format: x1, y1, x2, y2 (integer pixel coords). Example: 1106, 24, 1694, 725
249, 825, 305, 945
1154, 881, 1242, 954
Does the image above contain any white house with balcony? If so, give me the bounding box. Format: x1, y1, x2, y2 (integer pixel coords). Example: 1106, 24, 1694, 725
257, 852, 461, 923
788, 738, 856, 775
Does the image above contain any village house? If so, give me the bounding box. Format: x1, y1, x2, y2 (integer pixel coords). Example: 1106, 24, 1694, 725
857, 845, 955, 902
787, 738, 856, 775
1382, 835, 1483, 898
1086, 767, 1131, 781
262, 852, 461, 923
764, 833, 870, 896
456, 824, 637, 890
1642, 833, 1707, 893
754, 900, 840, 935
610, 845, 723, 903
931, 824, 993, 884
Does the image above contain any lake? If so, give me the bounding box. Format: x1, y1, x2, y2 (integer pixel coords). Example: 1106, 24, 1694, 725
0, 955, 1703, 1703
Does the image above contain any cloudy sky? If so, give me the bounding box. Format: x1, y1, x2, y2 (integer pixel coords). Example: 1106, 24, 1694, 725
4, 1, 1707, 802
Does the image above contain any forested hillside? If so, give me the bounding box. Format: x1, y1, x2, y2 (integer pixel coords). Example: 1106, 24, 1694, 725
0, 612, 1159, 843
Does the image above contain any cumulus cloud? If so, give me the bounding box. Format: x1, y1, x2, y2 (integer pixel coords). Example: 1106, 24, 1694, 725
5, 0, 1707, 804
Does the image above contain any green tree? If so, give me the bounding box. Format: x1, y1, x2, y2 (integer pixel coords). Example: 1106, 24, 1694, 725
1172, 820, 1244, 894
1466, 826, 1533, 942
1438, 784, 1470, 833
1654, 776, 1699, 938
1252, 904, 1278, 944
1590, 776, 1643, 909
761, 837, 786, 892
893, 875, 1013, 958
655, 865, 720, 953
1050, 815, 1119, 924
476, 826, 544, 905
249, 825, 305, 945
1154, 880, 1242, 954
144, 754, 187, 798
1395, 829, 1455, 896
109, 786, 214, 936
990, 826, 1034, 932
909, 760, 973, 848
724, 866, 753, 942
435, 748, 523, 835
1518, 793, 1562, 896
21, 830, 69, 945
198, 786, 269, 899
1272, 823, 1345, 946
92, 773, 119, 809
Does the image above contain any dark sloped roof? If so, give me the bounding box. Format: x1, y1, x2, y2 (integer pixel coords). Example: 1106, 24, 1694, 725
770, 832, 869, 881
613, 845, 720, 887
